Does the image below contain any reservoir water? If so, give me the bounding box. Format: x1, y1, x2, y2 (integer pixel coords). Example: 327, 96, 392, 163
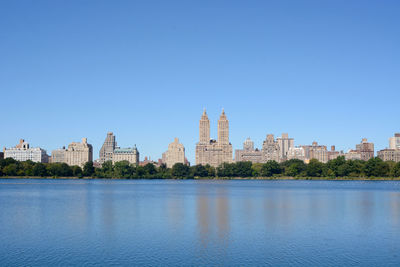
1, 179, 400, 266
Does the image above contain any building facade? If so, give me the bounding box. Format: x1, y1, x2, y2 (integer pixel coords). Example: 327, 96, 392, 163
377, 133, 400, 162
302, 142, 328, 163
287, 146, 305, 161
195, 109, 233, 167
235, 138, 262, 163
162, 138, 185, 168
377, 149, 400, 162
355, 138, 374, 161
327, 145, 344, 161
389, 133, 400, 150
99, 132, 117, 164
51, 138, 93, 167
261, 134, 280, 162
4, 139, 48, 163
277, 133, 294, 161
345, 149, 362, 160
112, 146, 139, 165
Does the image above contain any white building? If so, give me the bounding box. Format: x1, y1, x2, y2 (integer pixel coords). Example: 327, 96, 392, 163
112, 146, 139, 165
4, 139, 48, 163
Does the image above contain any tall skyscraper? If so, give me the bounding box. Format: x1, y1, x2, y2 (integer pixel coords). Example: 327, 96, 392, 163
99, 132, 117, 163
195, 109, 233, 167
218, 109, 229, 144
277, 133, 294, 161
199, 109, 210, 144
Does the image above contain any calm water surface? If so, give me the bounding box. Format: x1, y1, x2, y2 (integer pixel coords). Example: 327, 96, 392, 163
1, 179, 400, 266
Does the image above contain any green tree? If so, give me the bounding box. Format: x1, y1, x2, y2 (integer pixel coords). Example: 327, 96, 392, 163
261, 161, 281, 177
71, 166, 83, 178
326, 156, 346, 177
47, 163, 73, 177
364, 157, 389, 177
345, 160, 366, 177
114, 161, 134, 178
190, 165, 208, 177
83, 161, 95, 177
392, 162, 400, 177
306, 159, 325, 177
251, 163, 263, 177
217, 163, 235, 177
205, 164, 216, 177
143, 163, 157, 177
234, 161, 253, 177
21, 160, 35, 176
3, 164, 18, 176
281, 159, 306, 177
135, 165, 146, 178
171, 163, 190, 178
33, 163, 48, 177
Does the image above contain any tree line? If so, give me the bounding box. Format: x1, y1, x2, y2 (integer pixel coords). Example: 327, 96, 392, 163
1, 156, 400, 179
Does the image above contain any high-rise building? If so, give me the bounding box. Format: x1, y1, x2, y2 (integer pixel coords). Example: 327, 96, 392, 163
261, 134, 280, 162
99, 132, 117, 163
112, 146, 139, 165
302, 141, 328, 163
327, 145, 344, 161
235, 138, 262, 163
195, 109, 233, 167
277, 133, 294, 161
287, 146, 305, 161
389, 133, 400, 150
162, 138, 186, 168
377, 149, 400, 162
377, 133, 400, 162
4, 139, 48, 163
51, 138, 93, 167
355, 138, 374, 161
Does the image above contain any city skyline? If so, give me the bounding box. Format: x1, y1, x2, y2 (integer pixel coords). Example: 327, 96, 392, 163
1, 1, 399, 163
2, 109, 399, 164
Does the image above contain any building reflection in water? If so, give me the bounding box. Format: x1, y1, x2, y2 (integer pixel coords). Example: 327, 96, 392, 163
390, 192, 400, 227
166, 186, 184, 231
196, 183, 230, 253
197, 185, 211, 248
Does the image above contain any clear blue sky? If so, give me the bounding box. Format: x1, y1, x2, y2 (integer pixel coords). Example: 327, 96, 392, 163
1, 0, 399, 163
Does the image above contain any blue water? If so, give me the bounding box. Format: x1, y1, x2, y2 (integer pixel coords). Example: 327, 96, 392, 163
1, 179, 400, 266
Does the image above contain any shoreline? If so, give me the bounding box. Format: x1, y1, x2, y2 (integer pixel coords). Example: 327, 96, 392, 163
1, 176, 400, 181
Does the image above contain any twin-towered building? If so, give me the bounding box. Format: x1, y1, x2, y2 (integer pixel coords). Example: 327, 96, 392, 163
195, 109, 233, 167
